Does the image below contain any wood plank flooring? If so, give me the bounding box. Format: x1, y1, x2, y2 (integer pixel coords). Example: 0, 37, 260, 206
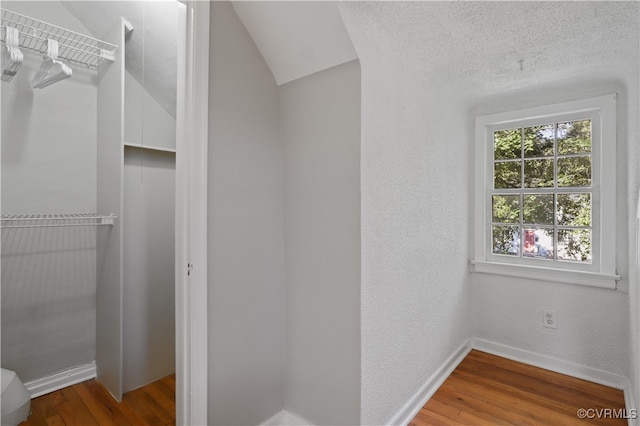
18, 352, 628, 426
410, 350, 627, 426
21, 374, 175, 426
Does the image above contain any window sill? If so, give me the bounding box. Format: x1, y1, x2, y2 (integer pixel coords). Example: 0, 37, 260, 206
470, 260, 619, 289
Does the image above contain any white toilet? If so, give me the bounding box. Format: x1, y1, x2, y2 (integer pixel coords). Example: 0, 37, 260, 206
1, 368, 31, 426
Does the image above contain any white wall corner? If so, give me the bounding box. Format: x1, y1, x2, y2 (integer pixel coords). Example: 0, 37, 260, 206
260, 410, 288, 426
260, 409, 314, 426
24, 362, 97, 399
387, 339, 472, 426
470, 338, 629, 390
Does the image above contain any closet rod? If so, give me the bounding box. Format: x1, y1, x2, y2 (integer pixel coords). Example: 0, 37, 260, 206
1, 213, 117, 229
0, 8, 117, 69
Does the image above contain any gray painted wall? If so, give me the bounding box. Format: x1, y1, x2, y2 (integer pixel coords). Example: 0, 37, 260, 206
1, 1, 98, 383
123, 147, 176, 392
207, 2, 285, 424
124, 71, 176, 151
122, 24, 178, 393
280, 60, 361, 425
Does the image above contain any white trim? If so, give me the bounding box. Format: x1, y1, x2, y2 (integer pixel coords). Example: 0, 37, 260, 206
387, 339, 472, 426
473, 94, 618, 288
471, 260, 619, 289
624, 382, 638, 426
24, 363, 97, 399
598, 94, 617, 276
260, 410, 314, 426
476, 95, 614, 126
471, 337, 628, 390
187, 0, 209, 423
176, 2, 209, 425
175, 2, 188, 423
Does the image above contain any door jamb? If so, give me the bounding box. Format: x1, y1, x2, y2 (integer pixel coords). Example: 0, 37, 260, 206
176, 1, 209, 425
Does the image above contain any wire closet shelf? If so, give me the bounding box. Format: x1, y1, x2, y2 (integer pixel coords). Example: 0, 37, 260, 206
1, 214, 117, 229
0, 8, 117, 69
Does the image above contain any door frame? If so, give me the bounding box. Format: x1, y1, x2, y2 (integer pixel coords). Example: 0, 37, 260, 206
176, 1, 209, 425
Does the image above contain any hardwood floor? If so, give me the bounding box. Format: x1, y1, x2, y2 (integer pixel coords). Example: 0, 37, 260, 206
20, 353, 627, 426
21, 374, 175, 426
410, 350, 627, 425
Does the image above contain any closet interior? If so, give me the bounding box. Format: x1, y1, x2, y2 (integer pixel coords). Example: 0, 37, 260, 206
1, 0, 181, 408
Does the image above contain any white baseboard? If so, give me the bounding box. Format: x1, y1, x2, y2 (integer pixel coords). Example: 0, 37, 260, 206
388, 337, 633, 426
260, 409, 313, 426
260, 410, 286, 426
473, 338, 637, 426
387, 339, 472, 426
624, 382, 638, 426
24, 362, 97, 398
471, 337, 628, 390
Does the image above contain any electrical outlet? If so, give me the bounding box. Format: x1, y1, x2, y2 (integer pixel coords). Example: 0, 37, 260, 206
543, 310, 557, 329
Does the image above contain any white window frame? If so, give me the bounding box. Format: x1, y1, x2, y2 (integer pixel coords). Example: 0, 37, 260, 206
472, 94, 619, 289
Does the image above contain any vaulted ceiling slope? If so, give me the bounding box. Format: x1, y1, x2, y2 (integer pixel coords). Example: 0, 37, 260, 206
232, 1, 357, 86
63, 1, 354, 114
62, 1, 178, 118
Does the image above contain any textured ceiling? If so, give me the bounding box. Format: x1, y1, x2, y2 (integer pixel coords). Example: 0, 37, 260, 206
339, 1, 639, 101
58, 1, 637, 115
232, 1, 357, 85
62, 1, 179, 118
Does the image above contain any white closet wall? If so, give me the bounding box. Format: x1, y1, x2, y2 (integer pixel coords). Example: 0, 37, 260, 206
121, 7, 178, 393
96, 17, 125, 401
123, 147, 175, 392
124, 72, 175, 151
1, 2, 177, 400
1, 0, 98, 383
97, 10, 178, 398
122, 70, 176, 393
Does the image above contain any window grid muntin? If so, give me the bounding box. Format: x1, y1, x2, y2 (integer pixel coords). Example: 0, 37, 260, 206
491, 118, 593, 264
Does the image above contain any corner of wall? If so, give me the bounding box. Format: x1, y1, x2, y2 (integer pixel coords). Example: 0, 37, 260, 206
386, 339, 472, 426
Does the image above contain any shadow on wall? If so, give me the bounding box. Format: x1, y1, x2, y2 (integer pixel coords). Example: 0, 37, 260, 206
1, 226, 98, 382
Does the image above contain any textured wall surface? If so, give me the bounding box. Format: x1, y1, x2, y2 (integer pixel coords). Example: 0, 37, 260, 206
1, 1, 98, 382
339, 3, 474, 423
339, 1, 638, 423
207, 2, 285, 424
280, 59, 361, 425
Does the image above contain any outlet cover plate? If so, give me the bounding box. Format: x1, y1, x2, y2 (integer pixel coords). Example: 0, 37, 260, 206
543, 310, 557, 329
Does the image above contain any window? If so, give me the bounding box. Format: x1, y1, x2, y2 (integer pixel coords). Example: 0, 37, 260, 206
472, 95, 619, 289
